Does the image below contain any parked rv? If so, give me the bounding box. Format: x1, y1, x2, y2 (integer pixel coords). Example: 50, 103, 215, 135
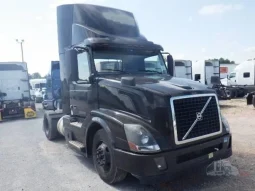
0, 62, 36, 121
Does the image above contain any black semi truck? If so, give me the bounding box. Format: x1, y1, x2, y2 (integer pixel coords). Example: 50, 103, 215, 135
43, 4, 232, 184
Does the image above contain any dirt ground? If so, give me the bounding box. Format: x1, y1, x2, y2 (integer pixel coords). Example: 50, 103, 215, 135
219, 99, 255, 190
157, 99, 255, 191
1, 100, 255, 191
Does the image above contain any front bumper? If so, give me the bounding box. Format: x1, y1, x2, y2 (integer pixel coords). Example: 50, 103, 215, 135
114, 134, 232, 183
0, 107, 36, 121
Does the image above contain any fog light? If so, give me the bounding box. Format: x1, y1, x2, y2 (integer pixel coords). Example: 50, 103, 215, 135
154, 157, 167, 171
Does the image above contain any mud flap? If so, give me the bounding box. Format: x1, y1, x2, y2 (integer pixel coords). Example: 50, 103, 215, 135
24, 107, 37, 119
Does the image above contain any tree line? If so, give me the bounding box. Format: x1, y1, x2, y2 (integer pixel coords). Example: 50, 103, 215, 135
209, 58, 235, 64
28, 72, 47, 79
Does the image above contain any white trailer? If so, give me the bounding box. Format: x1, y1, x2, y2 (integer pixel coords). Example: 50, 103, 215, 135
192, 60, 220, 86
0, 62, 36, 121
174, 60, 192, 80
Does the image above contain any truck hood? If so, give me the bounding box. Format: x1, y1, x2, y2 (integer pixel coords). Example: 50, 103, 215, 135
102, 74, 214, 96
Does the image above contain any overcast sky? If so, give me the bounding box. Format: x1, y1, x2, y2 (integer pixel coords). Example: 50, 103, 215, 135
0, 0, 254, 75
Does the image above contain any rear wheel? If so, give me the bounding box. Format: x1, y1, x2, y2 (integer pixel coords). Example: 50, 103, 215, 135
43, 112, 60, 140
252, 95, 255, 108
92, 129, 127, 184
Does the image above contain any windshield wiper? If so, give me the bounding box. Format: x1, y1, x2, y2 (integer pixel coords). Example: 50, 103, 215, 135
101, 69, 126, 73
138, 69, 162, 74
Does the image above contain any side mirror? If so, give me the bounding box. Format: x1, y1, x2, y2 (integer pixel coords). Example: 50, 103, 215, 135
167, 55, 174, 76
65, 49, 78, 81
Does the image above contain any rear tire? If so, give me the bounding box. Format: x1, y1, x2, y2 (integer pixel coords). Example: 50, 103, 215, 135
43, 112, 60, 140
92, 129, 127, 184
252, 96, 255, 108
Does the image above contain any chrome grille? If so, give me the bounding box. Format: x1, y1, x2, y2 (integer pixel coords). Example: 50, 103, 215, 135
170, 94, 222, 145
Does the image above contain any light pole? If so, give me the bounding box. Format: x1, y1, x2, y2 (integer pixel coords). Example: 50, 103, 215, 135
16, 39, 24, 62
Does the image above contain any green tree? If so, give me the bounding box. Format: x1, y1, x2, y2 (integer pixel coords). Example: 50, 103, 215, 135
31, 72, 42, 79
209, 58, 235, 64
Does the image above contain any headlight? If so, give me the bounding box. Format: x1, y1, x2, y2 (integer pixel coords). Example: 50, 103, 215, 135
124, 124, 160, 153
221, 114, 230, 133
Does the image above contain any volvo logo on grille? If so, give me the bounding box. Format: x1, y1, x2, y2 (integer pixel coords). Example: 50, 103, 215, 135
182, 96, 212, 140
196, 112, 203, 121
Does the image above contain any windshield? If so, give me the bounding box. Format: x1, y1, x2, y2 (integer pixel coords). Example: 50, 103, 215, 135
35, 83, 46, 89
93, 51, 167, 74
229, 73, 236, 78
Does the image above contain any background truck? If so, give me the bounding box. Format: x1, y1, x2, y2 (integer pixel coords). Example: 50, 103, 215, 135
174, 60, 192, 80
29, 78, 47, 103
0, 62, 36, 121
223, 59, 255, 98
42, 61, 61, 110
219, 63, 238, 79
192, 60, 230, 99
43, 4, 232, 184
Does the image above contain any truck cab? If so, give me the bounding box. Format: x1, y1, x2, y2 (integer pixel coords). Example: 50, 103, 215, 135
42, 61, 61, 110
0, 62, 36, 121
43, 4, 232, 184
193, 60, 220, 86
29, 78, 47, 103
174, 59, 192, 80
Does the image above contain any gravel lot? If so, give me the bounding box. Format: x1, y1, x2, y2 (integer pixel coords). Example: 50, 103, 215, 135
0, 99, 254, 191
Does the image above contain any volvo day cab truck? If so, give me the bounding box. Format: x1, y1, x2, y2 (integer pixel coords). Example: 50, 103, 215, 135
43, 4, 232, 184
0, 62, 36, 121
42, 61, 61, 110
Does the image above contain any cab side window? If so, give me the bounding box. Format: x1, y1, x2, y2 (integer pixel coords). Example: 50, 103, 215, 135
243, 72, 250, 78
77, 52, 90, 81
194, 74, 201, 81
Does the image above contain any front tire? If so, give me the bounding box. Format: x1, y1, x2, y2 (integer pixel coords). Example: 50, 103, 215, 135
92, 129, 127, 184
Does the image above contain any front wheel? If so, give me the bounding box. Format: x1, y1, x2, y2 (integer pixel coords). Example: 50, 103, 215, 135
92, 129, 127, 184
